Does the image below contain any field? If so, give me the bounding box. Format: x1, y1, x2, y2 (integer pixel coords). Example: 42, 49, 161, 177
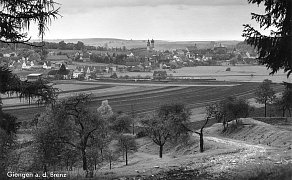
3, 79, 284, 122
117, 65, 291, 83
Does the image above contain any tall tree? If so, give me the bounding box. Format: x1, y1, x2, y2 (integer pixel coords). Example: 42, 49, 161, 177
243, 0, 292, 77
0, 0, 60, 45
0, 1, 59, 178
255, 79, 276, 117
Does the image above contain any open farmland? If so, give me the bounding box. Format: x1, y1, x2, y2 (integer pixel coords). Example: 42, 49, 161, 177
4, 81, 284, 122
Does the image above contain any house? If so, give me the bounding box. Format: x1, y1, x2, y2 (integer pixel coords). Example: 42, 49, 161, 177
43, 61, 52, 69
27, 73, 42, 82
22, 61, 31, 70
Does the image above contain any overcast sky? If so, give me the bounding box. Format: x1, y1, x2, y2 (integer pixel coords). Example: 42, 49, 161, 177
30, 0, 265, 41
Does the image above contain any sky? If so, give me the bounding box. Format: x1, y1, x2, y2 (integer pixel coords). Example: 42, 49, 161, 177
30, 0, 266, 41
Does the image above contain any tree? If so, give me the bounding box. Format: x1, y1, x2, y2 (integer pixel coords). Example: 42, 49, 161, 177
104, 149, 119, 170
58, 41, 67, 50
276, 87, 292, 117
35, 94, 106, 174
255, 79, 276, 117
109, 113, 132, 134
142, 103, 191, 158
33, 120, 66, 172
207, 97, 251, 132
76, 41, 85, 50
116, 134, 137, 166
194, 117, 210, 153
0, 0, 60, 45
243, 0, 292, 77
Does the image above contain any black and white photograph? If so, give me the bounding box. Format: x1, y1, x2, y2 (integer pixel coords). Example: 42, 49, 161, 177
0, 0, 291, 179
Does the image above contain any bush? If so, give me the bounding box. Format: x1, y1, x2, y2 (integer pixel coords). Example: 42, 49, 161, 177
226, 67, 231, 71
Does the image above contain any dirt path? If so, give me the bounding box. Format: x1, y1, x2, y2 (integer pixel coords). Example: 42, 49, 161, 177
185, 134, 289, 179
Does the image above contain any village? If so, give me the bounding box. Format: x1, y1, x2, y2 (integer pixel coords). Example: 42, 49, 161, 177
0, 39, 258, 81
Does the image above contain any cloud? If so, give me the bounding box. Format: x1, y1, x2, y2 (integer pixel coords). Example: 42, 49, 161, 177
59, 0, 247, 14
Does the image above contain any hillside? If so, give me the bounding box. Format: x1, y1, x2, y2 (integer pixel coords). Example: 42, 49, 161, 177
93, 118, 292, 179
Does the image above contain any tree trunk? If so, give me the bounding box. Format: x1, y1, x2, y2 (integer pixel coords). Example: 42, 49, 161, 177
264, 101, 267, 117
159, 145, 163, 158
82, 149, 87, 171
100, 148, 103, 161
94, 158, 97, 170
199, 129, 204, 153
125, 148, 128, 166
109, 157, 112, 169
132, 122, 135, 135
66, 159, 69, 171
282, 107, 285, 117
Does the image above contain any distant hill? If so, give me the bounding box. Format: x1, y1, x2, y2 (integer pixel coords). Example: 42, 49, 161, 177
41, 38, 242, 50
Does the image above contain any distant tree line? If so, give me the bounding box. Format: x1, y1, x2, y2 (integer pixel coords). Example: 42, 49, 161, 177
0, 41, 128, 52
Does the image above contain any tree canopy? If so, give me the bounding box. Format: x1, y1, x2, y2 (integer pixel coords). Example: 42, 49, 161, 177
243, 0, 292, 77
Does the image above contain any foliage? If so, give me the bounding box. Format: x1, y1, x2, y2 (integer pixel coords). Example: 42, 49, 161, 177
207, 96, 251, 131
243, 0, 292, 77
255, 79, 276, 117
0, 0, 60, 45
275, 87, 292, 117
33, 117, 67, 171
109, 113, 132, 134
0, 66, 58, 105
0, 111, 20, 135
0, 128, 15, 179
33, 94, 107, 172
142, 103, 191, 158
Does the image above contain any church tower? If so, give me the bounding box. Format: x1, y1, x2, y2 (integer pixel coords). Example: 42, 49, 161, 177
151, 39, 154, 49
147, 39, 150, 51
